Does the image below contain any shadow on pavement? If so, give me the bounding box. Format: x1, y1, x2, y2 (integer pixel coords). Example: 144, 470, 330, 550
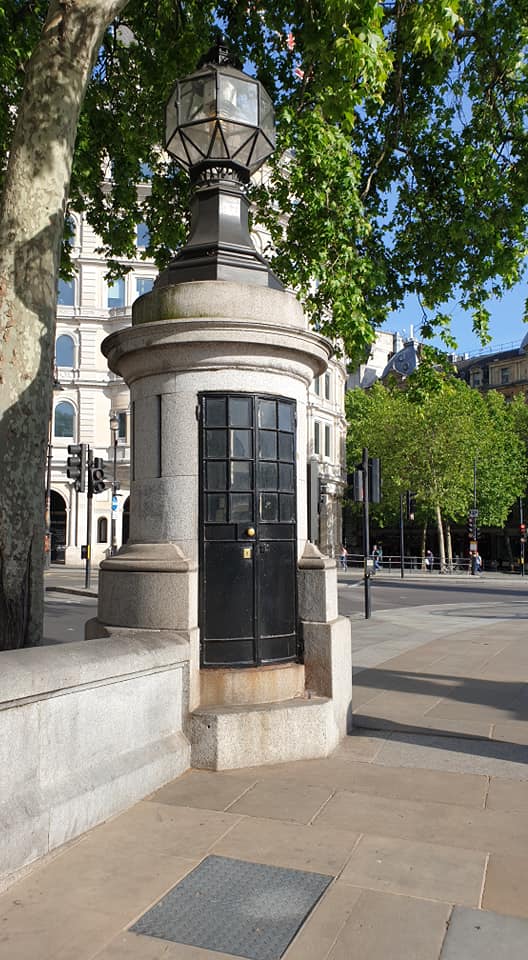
352, 718, 528, 765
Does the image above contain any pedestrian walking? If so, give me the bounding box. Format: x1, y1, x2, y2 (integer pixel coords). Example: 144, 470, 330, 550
425, 549, 434, 572
339, 545, 348, 570
372, 544, 381, 572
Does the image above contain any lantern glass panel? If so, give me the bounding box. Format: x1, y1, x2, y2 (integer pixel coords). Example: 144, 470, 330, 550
179, 75, 216, 123
260, 89, 275, 143
218, 74, 258, 125
209, 125, 229, 159
183, 120, 216, 160
219, 121, 257, 164
249, 132, 274, 170
166, 131, 191, 167
165, 96, 178, 145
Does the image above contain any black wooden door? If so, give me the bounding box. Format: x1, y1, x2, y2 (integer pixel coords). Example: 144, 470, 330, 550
199, 392, 297, 667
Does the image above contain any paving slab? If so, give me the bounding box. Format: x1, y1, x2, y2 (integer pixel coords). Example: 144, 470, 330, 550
440, 906, 528, 960
284, 883, 363, 960
235, 757, 487, 807
313, 788, 528, 856
94, 931, 237, 958
373, 732, 528, 780
353, 710, 494, 740
325, 889, 451, 960
340, 833, 486, 906
81, 802, 242, 861
149, 771, 258, 812
492, 720, 528, 745
225, 779, 334, 824
209, 815, 361, 876
485, 777, 528, 813
331, 731, 388, 762
481, 854, 528, 919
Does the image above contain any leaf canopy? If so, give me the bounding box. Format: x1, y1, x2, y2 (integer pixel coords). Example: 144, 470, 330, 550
2, 1, 528, 355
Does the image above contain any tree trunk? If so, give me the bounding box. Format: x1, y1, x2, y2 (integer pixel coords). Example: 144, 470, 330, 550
435, 503, 446, 569
0, 0, 127, 649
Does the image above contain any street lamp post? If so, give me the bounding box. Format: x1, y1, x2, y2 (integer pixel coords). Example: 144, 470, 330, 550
44, 374, 63, 568
44, 418, 53, 568
109, 412, 119, 555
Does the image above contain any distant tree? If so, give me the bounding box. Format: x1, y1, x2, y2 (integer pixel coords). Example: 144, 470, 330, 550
346, 371, 527, 565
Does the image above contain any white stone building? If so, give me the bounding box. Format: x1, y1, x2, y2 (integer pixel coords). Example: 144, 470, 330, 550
346, 329, 405, 390
50, 183, 156, 565
307, 360, 348, 558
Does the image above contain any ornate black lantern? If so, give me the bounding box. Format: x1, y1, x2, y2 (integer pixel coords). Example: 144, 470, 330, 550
160, 36, 282, 289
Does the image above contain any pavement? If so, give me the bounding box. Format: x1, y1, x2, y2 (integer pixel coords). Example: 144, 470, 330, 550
5, 571, 528, 959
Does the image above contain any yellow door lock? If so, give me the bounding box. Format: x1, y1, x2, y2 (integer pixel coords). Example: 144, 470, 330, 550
243, 547, 252, 559
246, 527, 256, 537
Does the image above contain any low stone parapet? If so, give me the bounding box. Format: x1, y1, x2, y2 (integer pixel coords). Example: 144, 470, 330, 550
0, 632, 191, 893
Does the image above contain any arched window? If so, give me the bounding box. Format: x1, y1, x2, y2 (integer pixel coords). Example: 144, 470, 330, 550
54, 400, 75, 438
97, 517, 108, 543
55, 334, 74, 368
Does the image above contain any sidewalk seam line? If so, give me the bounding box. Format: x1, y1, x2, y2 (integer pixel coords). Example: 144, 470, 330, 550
478, 852, 490, 909
437, 904, 454, 959
483, 775, 491, 810
308, 790, 337, 825
223, 781, 260, 812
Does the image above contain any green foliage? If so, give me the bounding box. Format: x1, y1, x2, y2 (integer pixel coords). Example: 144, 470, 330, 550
2, 1, 528, 355
346, 374, 527, 529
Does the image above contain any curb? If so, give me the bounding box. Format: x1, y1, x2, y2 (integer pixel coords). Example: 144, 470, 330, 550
45, 586, 98, 599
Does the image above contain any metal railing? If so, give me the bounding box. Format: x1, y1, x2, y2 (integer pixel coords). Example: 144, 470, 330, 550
338, 554, 474, 574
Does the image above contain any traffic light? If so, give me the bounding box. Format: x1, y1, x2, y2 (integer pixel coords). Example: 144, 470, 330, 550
521, 523, 526, 542
368, 457, 381, 503
91, 457, 106, 494
468, 514, 477, 539
67, 443, 86, 492
347, 469, 364, 502
406, 491, 416, 520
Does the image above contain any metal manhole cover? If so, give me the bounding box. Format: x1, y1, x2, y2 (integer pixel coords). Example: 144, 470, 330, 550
130, 854, 332, 960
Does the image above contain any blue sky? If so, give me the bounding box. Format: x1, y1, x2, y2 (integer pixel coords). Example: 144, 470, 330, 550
384, 282, 528, 358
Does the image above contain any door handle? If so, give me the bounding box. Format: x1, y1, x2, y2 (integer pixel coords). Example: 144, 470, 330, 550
246, 527, 256, 537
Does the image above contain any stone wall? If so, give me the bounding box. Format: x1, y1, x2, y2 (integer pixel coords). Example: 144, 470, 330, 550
0, 633, 191, 893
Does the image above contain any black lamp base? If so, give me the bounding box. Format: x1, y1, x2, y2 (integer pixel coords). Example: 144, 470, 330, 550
158, 176, 284, 291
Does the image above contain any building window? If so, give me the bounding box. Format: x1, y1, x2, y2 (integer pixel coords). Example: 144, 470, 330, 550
107, 277, 125, 308
63, 213, 78, 248
314, 421, 320, 455
54, 400, 75, 438
472, 373, 481, 387
55, 334, 74, 368
117, 411, 127, 441
324, 423, 331, 458
136, 277, 155, 297
501, 367, 511, 385
324, 373, 330, 400
57, 278, 75, 306
136, 222, 150, 249
314, 377, 320, 396
97, 517, 108, 543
